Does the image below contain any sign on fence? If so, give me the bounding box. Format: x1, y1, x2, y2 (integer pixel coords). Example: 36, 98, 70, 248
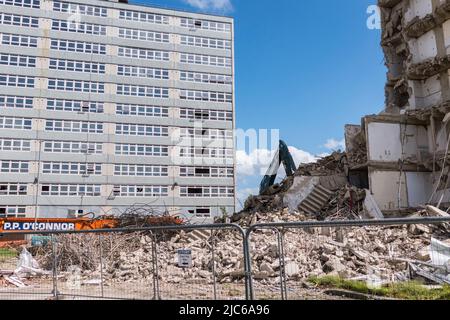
177, 249, 192, 268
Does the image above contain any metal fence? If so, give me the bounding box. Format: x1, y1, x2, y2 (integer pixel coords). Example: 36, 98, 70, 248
0, 224, 249, 300
245, 217, 450, 300
0, 217, 450, 300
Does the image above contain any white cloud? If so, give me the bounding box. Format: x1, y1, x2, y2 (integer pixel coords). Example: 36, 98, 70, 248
236, 146, 317, 178
183, 0, 233, 12
324, 138, 346, 151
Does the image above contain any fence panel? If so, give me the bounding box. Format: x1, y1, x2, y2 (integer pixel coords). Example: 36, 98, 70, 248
156, 227, 247, 300
0, 234, 55, 300
0, 224, 248, 300
246, 218, 450, 300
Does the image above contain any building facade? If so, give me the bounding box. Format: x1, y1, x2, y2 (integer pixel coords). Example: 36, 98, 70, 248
347, 0, 450, 214
0, 0, 236, 222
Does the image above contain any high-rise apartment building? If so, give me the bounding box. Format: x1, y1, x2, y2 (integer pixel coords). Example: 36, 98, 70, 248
0, 0, 235, 222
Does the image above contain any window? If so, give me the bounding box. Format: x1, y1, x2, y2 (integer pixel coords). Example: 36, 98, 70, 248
180, 128, 233, 139
47, 99, 104, 113
42, 162, 101, 175
53, 1, 107, 17
49, 59, 105, 74
48, 79, 104, 93
180, 186, 234, 198
0, 96, 33, 109
0, 53, 36, 67
45, 120, 103, 134
179, 147, 233, 159
0, 139, 31, 151
180, 167, 233, 178
43, 141, 102, 154
0, 74, 34, 88
118, 10, 168, 24
0, 206, 26, 218
52, 19, 106, 35
114, 165, 168, 177
180, 108, 232, 121
0, 117, 32, 130
116, 104, 168, 117
118, 47, 169, 61
113, 185, 168, 197
180, 71, 232, 84
40, 184, 101, 196
0, 0, 40, 9
0, 183, 27, 195
116, 85, 168, 98
0, 161, 28, 173
1, 33, 37, 47
180, 90, 232, 103
181, 18, 231, 32
50, 39, 106, 54
117, 65, 169, 79
0, 13, 39, 28
118, 28, 169, 42
180, 53, 231, 67
187, 207, 211, 218
115, 144, 168, 156
180, 35, 231, 50
115, 123, 168, 137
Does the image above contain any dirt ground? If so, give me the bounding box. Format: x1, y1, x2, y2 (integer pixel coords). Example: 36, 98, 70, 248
0, 277, 348, 300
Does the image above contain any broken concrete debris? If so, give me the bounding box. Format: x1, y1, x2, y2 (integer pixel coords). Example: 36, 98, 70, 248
233, 151, 369, 223
3, 221, 443, 290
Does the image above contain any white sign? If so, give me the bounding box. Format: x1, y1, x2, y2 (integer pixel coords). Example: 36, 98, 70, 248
177, 249, 192, 268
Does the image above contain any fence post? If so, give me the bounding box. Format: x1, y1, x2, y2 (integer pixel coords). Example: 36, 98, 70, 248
99, 234, 104, 298
243, 230, 254, 300
151, 232, 161, 300
210, 230, 218, 300
51, 234, 59, 299
277, 229, 287, 300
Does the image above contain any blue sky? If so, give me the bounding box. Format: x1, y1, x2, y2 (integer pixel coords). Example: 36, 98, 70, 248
131, 0, 385, 208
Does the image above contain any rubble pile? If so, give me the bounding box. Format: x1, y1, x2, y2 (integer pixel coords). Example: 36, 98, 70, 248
250, 224, 449, 284
294, 152, 347, 177
234, 151, 367, 222
24, 220, 449, 288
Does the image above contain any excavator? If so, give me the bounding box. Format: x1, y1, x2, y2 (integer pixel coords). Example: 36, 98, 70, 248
259, 140, 297, 195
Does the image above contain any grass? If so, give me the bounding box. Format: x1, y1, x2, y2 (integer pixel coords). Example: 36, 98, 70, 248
309, 275, 450, 300
0, 248, 18, 261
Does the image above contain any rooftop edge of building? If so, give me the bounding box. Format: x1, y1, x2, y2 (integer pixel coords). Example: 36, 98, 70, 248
95, 0, 234, 22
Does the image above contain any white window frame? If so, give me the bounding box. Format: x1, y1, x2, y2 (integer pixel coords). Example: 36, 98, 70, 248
0, 160, 28, 173
47, 99, 104, 113
116, 104, 168, 117
50, 39, 106, 54
0, 96, 33, 109
51, 19, 106, 35
116, 85, 169, 98
45, 120, 103, 134
118, 28, 169, 43
43, 141, 103, 154
115, 123, 168, 137
118, 46, 169, 61
115, 144, 168, 156
49, 58, 105, 74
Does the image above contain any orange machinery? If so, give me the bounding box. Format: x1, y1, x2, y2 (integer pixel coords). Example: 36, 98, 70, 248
0, 214, 184, 239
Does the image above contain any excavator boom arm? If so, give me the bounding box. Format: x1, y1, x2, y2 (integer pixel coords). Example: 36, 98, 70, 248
259, 140, 297, 195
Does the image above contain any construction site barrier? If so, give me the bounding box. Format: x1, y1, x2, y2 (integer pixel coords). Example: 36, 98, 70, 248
1, 217, 450, 300
245, 217, 450, 300
0, 224, 250, 300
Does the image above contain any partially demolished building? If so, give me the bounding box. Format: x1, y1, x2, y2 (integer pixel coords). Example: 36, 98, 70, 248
346, 0, 450, 214
238, 0, 450, 219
